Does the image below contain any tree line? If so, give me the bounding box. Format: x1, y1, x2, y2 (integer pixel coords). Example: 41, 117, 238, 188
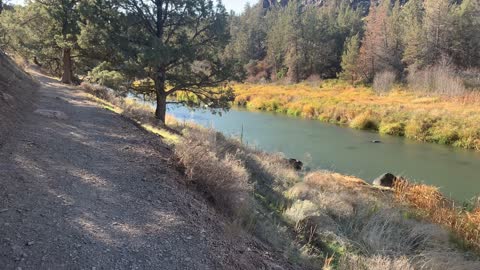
0, 0, 238, 123
225, 0, 480, 84
0, 0, 479, 123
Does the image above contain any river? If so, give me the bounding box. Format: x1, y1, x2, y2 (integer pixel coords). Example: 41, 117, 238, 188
165, 105, 480, 201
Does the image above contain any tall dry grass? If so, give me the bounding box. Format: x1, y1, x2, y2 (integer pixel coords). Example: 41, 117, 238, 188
407, 64, 466, 97
175, 129, 253, 217
373, 71, 396, 94
394, 179, 480, 252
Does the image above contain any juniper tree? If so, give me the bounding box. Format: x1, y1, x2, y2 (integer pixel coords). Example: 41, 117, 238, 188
36, 0, 80, 84
119, 0, 238, 123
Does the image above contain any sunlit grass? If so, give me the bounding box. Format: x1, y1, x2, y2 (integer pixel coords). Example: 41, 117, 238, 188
394, 179, 480, 252
142, 124, 180, 144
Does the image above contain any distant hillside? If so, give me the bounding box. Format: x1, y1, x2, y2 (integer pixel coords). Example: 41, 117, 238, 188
0, 52, 38, 145
262, 0, 372, 11
261, 0, 411, 13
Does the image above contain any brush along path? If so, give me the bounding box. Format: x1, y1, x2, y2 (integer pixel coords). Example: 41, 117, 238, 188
0, 71, 294, 270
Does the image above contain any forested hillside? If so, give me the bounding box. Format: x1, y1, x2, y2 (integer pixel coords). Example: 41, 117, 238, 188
227, 0, 479, 85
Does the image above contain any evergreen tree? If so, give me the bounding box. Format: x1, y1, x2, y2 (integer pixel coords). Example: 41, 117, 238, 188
120, 0, 238, 123
37, 0, 81, 84
340, 34, 360, 83
423, 0, 452, 65
401, 0, 424, 68
450, 0, 480, 68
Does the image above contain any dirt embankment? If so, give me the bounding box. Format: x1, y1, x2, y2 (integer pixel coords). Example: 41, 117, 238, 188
0, 52, 38, 146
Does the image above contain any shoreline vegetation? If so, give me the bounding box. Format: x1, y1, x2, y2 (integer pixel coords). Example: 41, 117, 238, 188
82, 81, 480, 269
233, 81, 480, 151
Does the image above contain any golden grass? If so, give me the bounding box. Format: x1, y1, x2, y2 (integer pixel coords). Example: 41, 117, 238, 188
394, 179, 480, 252
233, 81, 480, 150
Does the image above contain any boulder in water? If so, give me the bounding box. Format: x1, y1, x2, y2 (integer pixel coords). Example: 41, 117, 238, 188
288, 158, 303, 171
373, 173, 397, 187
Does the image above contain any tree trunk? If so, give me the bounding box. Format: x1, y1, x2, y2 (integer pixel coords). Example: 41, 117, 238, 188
61, 48, 73, 84
154, 69, 167, 124
155, 92, 167, 124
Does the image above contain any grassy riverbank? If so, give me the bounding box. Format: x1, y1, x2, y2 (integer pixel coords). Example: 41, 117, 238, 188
82, 82, 480, 269
233, 82, 480, 151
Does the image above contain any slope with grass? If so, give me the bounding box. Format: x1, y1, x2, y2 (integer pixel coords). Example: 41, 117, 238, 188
82, 81, 480, 269
233, 82, 480, 150
0, 51, 38, 145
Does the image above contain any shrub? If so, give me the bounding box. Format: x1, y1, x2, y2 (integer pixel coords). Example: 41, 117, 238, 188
338, 255, 413, 270
405, 116, 436, 141
81, 82, 112, 100
175, 128, 253, 217
408, 63, 466, 96
88, 62, 126, 91
460, 68, 480, 89
379, 122, 405, 136
373, 71, 396, 94
429, 122, 460, 145
394, 179, 480, 252
350, 111, 378, 130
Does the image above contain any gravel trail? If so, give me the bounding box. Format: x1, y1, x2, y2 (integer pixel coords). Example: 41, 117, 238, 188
0, 72, 293, 270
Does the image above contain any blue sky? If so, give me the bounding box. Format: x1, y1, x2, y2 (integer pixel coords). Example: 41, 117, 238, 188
9, 0, 256, 14
223, 0, 255, 13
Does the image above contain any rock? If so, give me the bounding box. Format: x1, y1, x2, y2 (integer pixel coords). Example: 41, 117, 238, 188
371, 140, 382, 143
373, 173, 397, 187
34, 109, 68, 120
288, 158, 303, 171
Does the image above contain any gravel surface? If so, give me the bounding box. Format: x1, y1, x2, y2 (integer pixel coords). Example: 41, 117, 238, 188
0, 72, 295, 270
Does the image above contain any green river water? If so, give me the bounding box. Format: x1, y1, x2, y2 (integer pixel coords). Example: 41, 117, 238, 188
168, 105, 480, 201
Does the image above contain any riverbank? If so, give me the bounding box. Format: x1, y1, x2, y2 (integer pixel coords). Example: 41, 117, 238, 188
82, 82, 480, 269
233, 82, 480, 151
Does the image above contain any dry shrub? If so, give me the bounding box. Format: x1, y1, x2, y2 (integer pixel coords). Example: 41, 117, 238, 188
460, 68, 480, 89
394, 179, 480, 252
175, 128, 253, 217
455, 91, 480, 105
408, 63, 466, 96
373, 71, 396, 94
287, 172, 432, 255
338, 254, 414, 270
304, 74, 322, 87
341, 209, 434, 256
245, 60, 271, 83
81, 82, 112, 100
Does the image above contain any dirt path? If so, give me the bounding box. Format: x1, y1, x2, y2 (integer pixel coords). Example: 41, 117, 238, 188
0, 72, 292, 269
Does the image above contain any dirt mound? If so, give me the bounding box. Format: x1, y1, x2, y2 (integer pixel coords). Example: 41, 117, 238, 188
0, 51, 38, 146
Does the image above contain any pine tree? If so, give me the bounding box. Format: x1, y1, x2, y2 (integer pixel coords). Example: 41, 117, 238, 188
37, 0, 81, 84
340, 34, 360, 83
401, 0, 424, 68
450, 0, 480, 68
423, 0, 452, 65
120, 0, 238, 123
